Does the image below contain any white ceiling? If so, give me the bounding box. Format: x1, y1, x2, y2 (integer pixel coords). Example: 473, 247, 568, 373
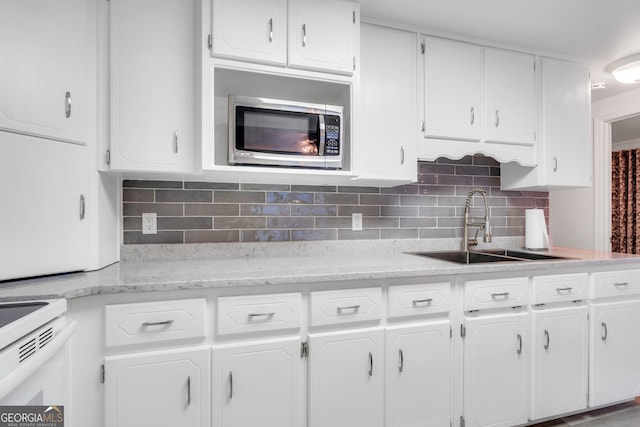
359, 0, 640, 101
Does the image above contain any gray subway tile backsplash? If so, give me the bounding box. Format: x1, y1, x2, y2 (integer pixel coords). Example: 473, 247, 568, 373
122, 156, 549, 245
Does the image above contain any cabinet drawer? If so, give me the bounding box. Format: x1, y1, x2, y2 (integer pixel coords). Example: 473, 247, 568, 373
464, 277, 529, 311
310, 287, 382, 327
532, 273, 588, 305
105, 298, 206, 347
217, 292, 301, 335
388, 282, 451, 319
591, 270, 640, 299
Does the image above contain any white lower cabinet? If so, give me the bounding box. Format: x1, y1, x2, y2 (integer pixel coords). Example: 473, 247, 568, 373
463, 312, 529, 427
104, 347, 210, 427
212, 337, 302, 427
590, 300, 640, 406
308, 328, 384, 427
385, 321, 452, 427
531, 305, 588, 420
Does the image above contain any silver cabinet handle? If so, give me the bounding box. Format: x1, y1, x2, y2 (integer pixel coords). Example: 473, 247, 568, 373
268, 18, 273, 42
187, 376, 191, 405
398, 349, 404, 373
470, 107, 475, 125
491, 292, 510, 299
65, 91, 72, 118
248, 312, 275, 318
302, 24, 306, 47
141, 320, 174, 327
602, 322, 608, 341
553, 156, 558, 172
495, 109, 500, 127
556, 287, 573, 293
544, 330, 550, 350
614, 282, 629, 287
79, 195, 85, 220
400, 146, 405, 165
229, 371, 233, 399
517, 333, 522, 355
412, 298, 433, 305
173, 130, 179, 153
368, 352, 373, 377
337, 305, 360, 312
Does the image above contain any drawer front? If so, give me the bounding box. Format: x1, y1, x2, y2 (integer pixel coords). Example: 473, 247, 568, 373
464, 277, 529, 311
591, 270, 640, 299
532, 273, 588, 305
105, 298, 206, 347
217, 292, 302, 335
310, 287, 382, 327
388, 282, 451, 319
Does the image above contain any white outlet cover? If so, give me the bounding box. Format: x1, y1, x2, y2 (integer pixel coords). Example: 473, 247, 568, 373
142, 212, 157, 235
352, 213, 363, 231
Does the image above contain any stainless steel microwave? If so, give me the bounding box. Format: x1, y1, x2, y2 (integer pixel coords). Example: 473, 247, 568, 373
228, 95, 344, 169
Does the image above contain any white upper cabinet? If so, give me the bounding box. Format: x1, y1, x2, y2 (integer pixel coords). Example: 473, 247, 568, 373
288, 0, 357, 75
354, 24, 417, 185
212, 0, 287, 65
484, 48, 536, 146
109, 0, 197, 173
423, 37, 483, 142
501, 57, 591, 190
211, 0, 358, 76
0, 0, 88, 144
420, 36, 536, 165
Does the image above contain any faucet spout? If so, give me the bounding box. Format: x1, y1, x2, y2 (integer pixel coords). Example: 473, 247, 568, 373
463, 188, 492, 251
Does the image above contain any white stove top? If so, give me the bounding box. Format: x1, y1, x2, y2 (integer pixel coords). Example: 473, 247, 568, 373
0, 299, 66, 351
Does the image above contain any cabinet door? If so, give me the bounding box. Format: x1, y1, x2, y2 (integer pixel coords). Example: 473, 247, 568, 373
541, 58, 591, 187
423, 37, 483, 142
0, 0, 87, 144
356, 24, 417, 183
212, 338, 301, 427
590, 300, 640, 406
464, 312, 529, 427
105, 347, 210, 427
288, 0, 357, 74
385, 321, 452, 427
308, 328, 384, 427
484, 48, 536, 146
0, 133, 88, 281
212, 0, 287, 65
531, 306, 588, 420
110, 0, 196, 172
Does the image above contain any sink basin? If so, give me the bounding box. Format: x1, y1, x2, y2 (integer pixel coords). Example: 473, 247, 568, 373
478, 249, 570, 261
408, 251, 523, 264
408, 249, 571, 264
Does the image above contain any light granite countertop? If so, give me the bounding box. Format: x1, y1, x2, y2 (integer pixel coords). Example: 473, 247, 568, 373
1, 239, 640, 302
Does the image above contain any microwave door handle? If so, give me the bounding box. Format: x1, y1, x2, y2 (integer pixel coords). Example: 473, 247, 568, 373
318, 115, 326, 155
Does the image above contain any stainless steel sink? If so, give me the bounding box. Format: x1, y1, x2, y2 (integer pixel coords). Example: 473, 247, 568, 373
478, 249, 570, 261
407, 249, 571, 264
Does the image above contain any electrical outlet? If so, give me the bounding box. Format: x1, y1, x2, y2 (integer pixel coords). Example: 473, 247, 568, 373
352, 213, 363, 231
142, 213, 157, 235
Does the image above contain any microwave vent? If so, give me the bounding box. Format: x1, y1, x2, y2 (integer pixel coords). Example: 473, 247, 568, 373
18, 337, 37, 363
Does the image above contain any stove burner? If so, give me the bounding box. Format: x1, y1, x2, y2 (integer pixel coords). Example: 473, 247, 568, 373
0, 302, 48, 328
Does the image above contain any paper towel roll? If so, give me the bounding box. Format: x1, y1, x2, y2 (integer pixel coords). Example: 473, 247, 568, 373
525, 209, 550, 250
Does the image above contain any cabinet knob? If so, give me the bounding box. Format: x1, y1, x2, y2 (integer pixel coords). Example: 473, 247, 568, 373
398, 349, 404, 373
494, 109, 500, 127
470, 107, 475, 125
516, 333, 523, 355
79, 194, 85, 220
65, 91, 72, 118
268, 18, 273, 42
368, 352, 373, 377
302, 24, 307, 47
544, 330, 550, 350
174, 130, 179, 154
553, 156, 558, 172
601, 322, 608, 341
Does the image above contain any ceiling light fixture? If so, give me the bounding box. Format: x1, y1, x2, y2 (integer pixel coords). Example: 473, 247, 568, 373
606, 53, 640, 84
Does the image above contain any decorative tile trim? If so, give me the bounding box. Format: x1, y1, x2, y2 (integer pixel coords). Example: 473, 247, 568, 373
122, 156, 549, 245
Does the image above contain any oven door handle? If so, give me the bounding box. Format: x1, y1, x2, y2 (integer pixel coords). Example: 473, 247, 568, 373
0, 320, 77, 401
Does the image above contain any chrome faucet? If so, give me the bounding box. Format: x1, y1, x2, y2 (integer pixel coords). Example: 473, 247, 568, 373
463, 188, 492, 251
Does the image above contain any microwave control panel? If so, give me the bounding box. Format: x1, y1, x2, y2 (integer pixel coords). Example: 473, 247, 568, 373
324, 115, 341, 156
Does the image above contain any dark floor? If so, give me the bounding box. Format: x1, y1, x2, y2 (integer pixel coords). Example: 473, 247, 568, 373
531, 401, 640, 426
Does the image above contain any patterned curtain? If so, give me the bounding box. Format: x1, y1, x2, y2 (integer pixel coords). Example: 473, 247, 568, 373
612, 149, 640, 253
